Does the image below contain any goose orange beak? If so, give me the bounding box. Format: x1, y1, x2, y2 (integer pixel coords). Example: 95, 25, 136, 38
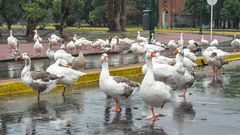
66, 64, 71, 68
104, 55, 108, 61
16, 54, 23, 61
173, 48, 179, 54
151, 51, 157, 57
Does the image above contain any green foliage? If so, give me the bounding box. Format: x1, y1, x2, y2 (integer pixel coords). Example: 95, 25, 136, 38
183, 0, 210, 25
89, 0, 107, 26
126, 0, 150, 26
52, 0, 61, 22
52, 0, 85, 26
0, 0, 22, 27
19, 0, 53, 23
220, 0, 240, 19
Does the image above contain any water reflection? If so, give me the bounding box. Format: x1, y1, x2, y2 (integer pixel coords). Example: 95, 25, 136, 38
0, 53, 140, 80
103, 97, 134, 134
134, 124, 168, 135
203, 74, 230, 96
173, 102, 196, 135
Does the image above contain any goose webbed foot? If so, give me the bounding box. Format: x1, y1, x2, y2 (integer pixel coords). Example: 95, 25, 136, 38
110, 98, 121, 112
146, 107, 159, 121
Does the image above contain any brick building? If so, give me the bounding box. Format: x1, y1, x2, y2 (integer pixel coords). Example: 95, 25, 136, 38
159, 0, 194, 27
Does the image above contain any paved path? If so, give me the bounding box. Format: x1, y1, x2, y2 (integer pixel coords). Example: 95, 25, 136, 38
0, 33, 232, 60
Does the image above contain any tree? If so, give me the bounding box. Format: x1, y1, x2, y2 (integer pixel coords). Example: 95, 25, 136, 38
52, 0, 85, 35
89, 0, 107, 26
220, 0, 240, 29
107, 0, 127, 32
0, 0, 22, 30
127, 0, 150, 26
67, 0, 85, 27
59, 0, 69, 36
184, 0, 210, 27
19, 0, 53, 37
120, 0, 127, 31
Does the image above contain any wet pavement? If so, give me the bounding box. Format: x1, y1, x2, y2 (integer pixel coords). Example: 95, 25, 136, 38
0, 61, 240, 135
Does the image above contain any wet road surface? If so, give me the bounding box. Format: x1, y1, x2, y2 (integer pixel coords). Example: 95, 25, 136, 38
0, 61, 240, 135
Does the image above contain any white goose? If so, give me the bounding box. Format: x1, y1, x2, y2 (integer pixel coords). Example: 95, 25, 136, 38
173, 48, 195, 97
231, 34, 240, 49
200, 35, 209, 45
7, 30, 19, 54
137, 31, 148, 43
140, 50, 171, 121
46, 42, 55, 60
167, 40, 178, 49
142, 56, 175, 82
178, 33, 184, 46
33, 38, 43, 56
54, 48, 75, 64
66, 41, 76, 54
99, 53, 140, 112
49, 34, 62, 50
16, 53, 60, 101
210, 39, 218, 46
33, 30, 42, 42
46, 59, 86, 96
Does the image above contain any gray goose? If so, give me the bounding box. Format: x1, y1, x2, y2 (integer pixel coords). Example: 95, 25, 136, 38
71, 47, 87, 70
17, 53, 60, 101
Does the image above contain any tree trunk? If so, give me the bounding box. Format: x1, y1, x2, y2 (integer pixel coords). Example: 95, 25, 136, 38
233, 18, 239, 29
223, 20, 225, 29
120, 0, 126, 31
107, 0, 121, 32
1, 0, 11, 30
26, 20, 37, 38
227, 20, 231, 29
59, 0, 69, 36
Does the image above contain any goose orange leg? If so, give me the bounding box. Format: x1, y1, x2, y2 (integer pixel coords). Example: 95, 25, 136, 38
111, 98, 121, 112
37, 91, 40, 102
178, 89, 187, 97
62, 87, 66, 97
148, 107, 159, 121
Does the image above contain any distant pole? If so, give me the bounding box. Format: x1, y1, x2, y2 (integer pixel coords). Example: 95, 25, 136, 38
207, 0, 217, 41
199, 0, 203, 35
149, 0, 155, 43
210, 4, 213, 40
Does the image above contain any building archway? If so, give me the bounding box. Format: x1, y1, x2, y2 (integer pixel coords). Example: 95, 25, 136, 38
162, 9, 169, 26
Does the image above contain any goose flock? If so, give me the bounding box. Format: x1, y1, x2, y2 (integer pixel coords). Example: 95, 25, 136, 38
9, 30, 237, 123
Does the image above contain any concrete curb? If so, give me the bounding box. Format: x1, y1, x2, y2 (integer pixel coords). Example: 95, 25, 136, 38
1, 53, 240, 96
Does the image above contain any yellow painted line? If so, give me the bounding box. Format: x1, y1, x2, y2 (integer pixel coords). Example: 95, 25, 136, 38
0, 53, 240, 96
195, 53, 240, 66
0, 65, 143, 96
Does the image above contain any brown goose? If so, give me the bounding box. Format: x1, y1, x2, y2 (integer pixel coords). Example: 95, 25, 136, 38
17, 53, 60, 101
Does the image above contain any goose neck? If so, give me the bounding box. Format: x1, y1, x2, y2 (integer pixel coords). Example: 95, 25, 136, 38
78, 49, 84, 57
100, 61, 110, 79
142, 58, 155, 84
54, 59, 61, 66
22, 59, 31, 77
175, 53, 184, 63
